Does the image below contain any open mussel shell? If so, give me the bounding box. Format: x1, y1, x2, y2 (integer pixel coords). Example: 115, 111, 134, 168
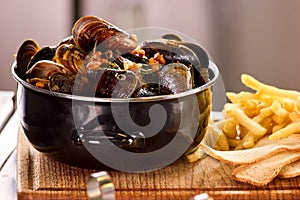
72, 15, 138, 54
160, 33, 209, 69
76, 68, 140, 98
140, 38, 209, 88
16, 39, 40, 78
174, 41, 209, 69
57, 36, 76, 46
140, 40, 201, 69
27, 46, 57, 70
132, 83, 172, 97
131, 62, 193, 97
26, 60, 73, 80
159, 63, 193, 94
53, 44, 86, 74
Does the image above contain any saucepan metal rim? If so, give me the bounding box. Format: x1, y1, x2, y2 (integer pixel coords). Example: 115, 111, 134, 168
11, 60, 219, 103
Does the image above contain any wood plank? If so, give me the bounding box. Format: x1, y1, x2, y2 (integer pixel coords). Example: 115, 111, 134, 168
16, 131, 300, 200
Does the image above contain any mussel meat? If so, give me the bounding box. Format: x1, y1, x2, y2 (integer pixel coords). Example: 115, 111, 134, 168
49, 73, 75, 94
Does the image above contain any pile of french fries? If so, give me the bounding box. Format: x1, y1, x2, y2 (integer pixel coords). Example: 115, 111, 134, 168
212, 74, 300, 151
187, 74, 300, 185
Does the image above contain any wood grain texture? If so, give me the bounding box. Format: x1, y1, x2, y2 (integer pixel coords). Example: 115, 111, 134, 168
17, 132, 300, 200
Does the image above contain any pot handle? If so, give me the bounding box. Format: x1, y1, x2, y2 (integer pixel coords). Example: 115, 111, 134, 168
72, 128, 146, 152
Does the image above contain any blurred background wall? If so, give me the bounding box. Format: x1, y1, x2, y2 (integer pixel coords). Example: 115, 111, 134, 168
2, 0, 300, 109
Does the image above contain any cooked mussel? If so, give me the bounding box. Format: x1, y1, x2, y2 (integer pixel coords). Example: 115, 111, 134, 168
131, 63, 193, 97
140, 38, 209, 88
72, 15, 138, 54
175, 42, 209, 69
27, 46, 57, 70
26, 60, 73, 89
26, 60, 73, 79
78, 68, 140, 98
16, 39, 40, 78
159, 63, 193, 94
53, 44, 86, 74
140, 40, 200, 69
57, 36, 76, 46
132, 83, 172, 97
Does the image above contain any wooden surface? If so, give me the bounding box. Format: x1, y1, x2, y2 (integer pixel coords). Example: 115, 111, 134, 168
17, 132, 300, 200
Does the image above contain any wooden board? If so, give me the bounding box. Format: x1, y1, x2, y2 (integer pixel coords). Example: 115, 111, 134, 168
17, 131, 300, 200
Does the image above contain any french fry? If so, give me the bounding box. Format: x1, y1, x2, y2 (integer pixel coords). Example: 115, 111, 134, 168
242, 134, 255, 149
269, 122, 300, 140
236, 131, 260, 150
241, 74, 300, 100
252, 106, 273, 124
203, 123, 229, 151
237, 124, 248, 139
272, 119, 291, 133
226, 91, 257, 105
231, 107, 267, 136
295, 96, 300, 113
226, 92, 239, 104
260, 117, 273, 135
214, 133, 230, 151
222, 118, 238, 139
289, 112, 300, 122
227, 138, 241, 148
272, 114, 286, 124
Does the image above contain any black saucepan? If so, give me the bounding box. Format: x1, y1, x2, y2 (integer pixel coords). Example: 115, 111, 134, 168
12, 60, 218, 171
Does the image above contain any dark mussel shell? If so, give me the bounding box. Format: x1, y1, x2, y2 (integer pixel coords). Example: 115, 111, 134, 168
76, 68, 140, 98
178, 42, 209, 87
159, 63, 193, 94
53, 44, 86, 74
57, 35, 76, 46
132, 63, 193, 97
132, 83, 173, 97
140, 40, 200, 69
161, 33, 182, 41
26, 60, 73, 80
27, 46, 57, 70
159, 34, 209, 69
16, 39, 41, 78
72, 15, 138, 53
178, 42, 209, 69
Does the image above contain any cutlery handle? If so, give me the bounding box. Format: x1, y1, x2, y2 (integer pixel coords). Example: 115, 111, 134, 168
188, 193, 214, 200
87, 171, 115, 200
